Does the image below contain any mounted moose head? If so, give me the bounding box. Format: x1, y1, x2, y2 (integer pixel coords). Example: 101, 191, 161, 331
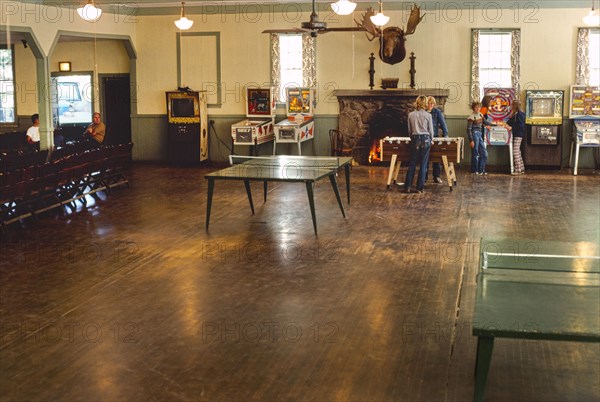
357, 4, 424, 65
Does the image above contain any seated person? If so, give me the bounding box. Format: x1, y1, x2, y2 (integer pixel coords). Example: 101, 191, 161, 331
26, 113, 40, 151
53, 129, 65, 148
83, 112, 106, 146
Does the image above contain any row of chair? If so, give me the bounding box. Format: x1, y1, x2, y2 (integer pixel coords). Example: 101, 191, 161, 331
0, 143, 133, 235
0, 141, 101, 174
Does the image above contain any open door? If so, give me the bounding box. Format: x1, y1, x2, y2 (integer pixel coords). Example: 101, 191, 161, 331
102, 75, 131, 145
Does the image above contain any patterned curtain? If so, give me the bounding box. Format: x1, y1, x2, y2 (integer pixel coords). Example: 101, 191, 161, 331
302, 34, 316, 89
576, 28, 590, 85
511, 29, 521, 97
470, 29, 480, 103
270, 33, 281, 102
270, 33, 316, 103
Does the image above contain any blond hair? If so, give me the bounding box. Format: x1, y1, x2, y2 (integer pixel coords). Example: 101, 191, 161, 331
414, 95, 428, 110
512, 99, 522, 113
427, 96, 437, 106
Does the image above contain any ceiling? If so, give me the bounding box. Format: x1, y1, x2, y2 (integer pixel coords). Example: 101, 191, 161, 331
5, 0, 594, 14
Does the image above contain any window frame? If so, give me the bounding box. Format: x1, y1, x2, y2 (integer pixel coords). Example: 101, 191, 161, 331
270, 33, 316, 105
470, 28, 521, 103
0, 44, 17, 126
50, 71, 95, 128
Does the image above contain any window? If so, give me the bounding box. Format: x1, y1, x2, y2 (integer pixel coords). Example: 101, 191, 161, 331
270, 33, 316, 103
50, 73, 93, 126
0, 45, 16, 124
471, 29, 520, 102
576, 28, 600, 86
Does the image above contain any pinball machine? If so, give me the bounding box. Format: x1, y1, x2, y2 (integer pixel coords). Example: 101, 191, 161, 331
524, 90, 564, 168
568, 85, 600, 175
273, 87, 315, 155
483, 88, 515, 173
230, 87, 275, 155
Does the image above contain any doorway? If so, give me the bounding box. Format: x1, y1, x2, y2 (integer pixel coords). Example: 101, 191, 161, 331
101, 74, 131, 145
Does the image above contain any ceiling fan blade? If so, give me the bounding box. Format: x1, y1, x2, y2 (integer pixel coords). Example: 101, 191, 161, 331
323, 27, 367, 32
262, 28, 307, 34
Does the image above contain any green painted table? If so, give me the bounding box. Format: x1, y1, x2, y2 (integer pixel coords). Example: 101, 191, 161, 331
472, 238, 600, 402
204, 155, 353, 235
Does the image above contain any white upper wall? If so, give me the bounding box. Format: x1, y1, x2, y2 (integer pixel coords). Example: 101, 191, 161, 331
136, 5, 588, 116
2, 2, 592, 116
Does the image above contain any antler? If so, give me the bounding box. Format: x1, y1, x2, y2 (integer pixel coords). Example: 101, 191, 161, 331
405, 4, 424, 36
355, 7, 381, 41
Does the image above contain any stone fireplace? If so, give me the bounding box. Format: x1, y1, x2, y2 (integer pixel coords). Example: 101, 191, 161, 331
333, 89, 450, 164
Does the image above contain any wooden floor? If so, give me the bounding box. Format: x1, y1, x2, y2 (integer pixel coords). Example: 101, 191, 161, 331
1, 163, 599, 402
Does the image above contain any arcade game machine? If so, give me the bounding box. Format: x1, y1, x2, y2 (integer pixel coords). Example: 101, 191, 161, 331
166, 91, 208, 163
568, 85, 600, 175
483, 88, 514, 173
523, 90, 564, 168
273, 87, 315, 155
230, 87, 275, 155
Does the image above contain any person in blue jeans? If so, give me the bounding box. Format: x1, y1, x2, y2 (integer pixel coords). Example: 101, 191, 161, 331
427, 96, 449, 183
404, 95, 434, 193
467, 101, 491, 175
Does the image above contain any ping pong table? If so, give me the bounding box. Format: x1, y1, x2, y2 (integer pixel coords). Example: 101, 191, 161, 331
472, 238, 600, 402
204, 155, 353, 234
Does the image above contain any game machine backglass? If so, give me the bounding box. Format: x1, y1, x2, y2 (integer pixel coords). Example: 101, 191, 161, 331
524, 90, 564, 168
273, 87, 315, 155
231, 87, 275, 155
483, 88, 515, 173
166, 91, 208, 163
568, 85, 600, 175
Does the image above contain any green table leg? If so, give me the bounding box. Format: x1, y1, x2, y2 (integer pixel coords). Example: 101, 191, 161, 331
205, 178, 215, 231
244, 179, 254, 214
263, 180, 268, 202
344, 163, 351, 204
473, 336, 495, 402
329, 174, 346, 218
305, 181, 317, 235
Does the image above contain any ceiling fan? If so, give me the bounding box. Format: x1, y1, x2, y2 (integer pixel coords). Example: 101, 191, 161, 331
263, 0, 365, 37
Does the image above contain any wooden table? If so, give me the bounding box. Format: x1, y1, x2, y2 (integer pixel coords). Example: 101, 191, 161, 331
204, 156, 353, 234
472, 238, 600, 402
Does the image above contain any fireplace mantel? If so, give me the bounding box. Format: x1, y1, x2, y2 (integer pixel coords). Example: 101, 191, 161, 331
333, 89, 450, 98
333, 88, 450, 164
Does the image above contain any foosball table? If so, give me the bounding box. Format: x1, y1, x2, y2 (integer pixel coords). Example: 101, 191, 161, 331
379, 136, 464, 191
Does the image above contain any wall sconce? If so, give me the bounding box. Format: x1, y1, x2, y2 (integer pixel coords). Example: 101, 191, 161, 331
331, 0, 356, 16
370, 0, 390, 26
175, 2, 194, 30
77, 0, 102, 22
59, 62, 71, 72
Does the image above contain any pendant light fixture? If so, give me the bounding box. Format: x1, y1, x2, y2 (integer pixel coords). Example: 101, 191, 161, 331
175, 2, 194, 30
370, 0, 390, 26
77, 0, 102, 22
331, 0, 357, 16
583, 0, 600, 26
